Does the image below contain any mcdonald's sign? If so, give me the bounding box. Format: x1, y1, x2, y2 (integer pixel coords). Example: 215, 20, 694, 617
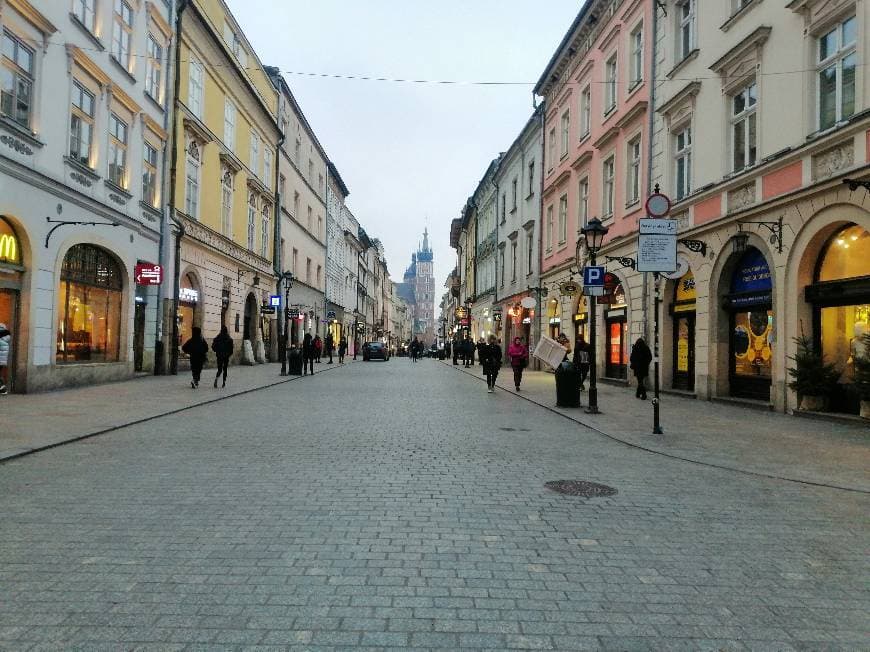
0, 220, 18, 264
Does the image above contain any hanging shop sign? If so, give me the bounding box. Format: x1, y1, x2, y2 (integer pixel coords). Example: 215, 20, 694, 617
286, 307, 300, 319
179, 287, 199, 303
260, 305, 276, 315
326, 310, 336, 320
520, 296, 537, 309
135, 263, 162, 285
455, 306, 469, 319
560, 280, 580, 296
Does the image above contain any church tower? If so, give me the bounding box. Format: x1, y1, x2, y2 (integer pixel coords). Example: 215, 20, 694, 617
414, 228, 435, 343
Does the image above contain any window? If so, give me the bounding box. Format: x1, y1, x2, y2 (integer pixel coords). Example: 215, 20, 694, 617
578, 178, 589, 231
731, 82, 757, 171
511, 241, 517, 282
264, 149, 272, 182
546, 205, 554, 251
560, 110, 570, 156
603, 156, 615, 217
499, 250, 505, 287
630, 25, 643, 88
306, 258, 312, 284
580, 86, 591, 137
1, 31, 34, 128
527, 233, 534, 274
249, 131, 259, 176
677, 0, 695, 61
294, 138, 301, 162
224, 99, 235, 149
185, 140, 201, 218
293, 191, 300, 217
188, 59, 203, 118
224, 23, 247, 67
318, 215, 323, 240
56, 244, 123, 364
108, 113, 128, 188
317, 265, 322, 288
605, 55, 617, 113
818, 16, 856, 131
307, 206, 313, 231
72, 0, 96, 33
292, 248, 298, 275
547, 128, 556, 170
279, 174, 286, 207
318, 173, 324, 192
501, 193, 507, 223
674, 127, 692, 200
558, 195, 568, 244
111, 0, 133, 70
221, 167, 233, 237
627, 137, 641, 204
261, 205, 269, 258
69, 81, 94, 167
528, 160, 535, 195
512, 178, 518, 209
247, 192, 256, 250
142, 142, 159, 206
145, 36, 162, 102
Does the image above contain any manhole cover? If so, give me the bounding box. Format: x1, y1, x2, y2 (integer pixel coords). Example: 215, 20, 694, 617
545, 480, 617, 497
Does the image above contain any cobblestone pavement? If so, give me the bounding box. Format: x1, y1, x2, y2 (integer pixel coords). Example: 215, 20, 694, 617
443, 361, 869, 493
0, 360, 868, 651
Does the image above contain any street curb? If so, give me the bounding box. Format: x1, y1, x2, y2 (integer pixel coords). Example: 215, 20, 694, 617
0, 363, 348, 466
441, 361, 869, 495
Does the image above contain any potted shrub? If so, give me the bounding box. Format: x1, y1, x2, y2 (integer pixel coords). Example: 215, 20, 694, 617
852, 333, 870, 419
787, 335, 840, 411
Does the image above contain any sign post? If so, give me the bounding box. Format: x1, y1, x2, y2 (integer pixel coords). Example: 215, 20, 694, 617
134, 263, 163, 285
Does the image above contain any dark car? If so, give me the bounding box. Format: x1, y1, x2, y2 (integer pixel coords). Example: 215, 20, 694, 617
362, 341, 389, 361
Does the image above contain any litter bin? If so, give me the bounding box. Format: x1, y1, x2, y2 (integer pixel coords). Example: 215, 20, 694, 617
555, 360, 581, 407
287, 346, 303, 376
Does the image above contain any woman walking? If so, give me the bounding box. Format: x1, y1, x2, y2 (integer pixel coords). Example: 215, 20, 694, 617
508, 337, 529, 391
573, 335, 591, 390
0, 322, 11, 395
211, 326, 234, 388
181, 326, 208, 389
629, 337, 652, 400
338, 336, 347, 364
481, 334, 503, 393
313, 335, 323, 364
302, 333, 315, 375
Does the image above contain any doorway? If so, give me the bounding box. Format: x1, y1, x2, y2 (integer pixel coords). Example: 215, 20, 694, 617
0, 289, 18, 391
605, 310, 627, 379
133, 299, 146, 372
672, 312, 695, 391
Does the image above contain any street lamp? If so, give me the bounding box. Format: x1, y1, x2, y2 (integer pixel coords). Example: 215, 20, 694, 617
579, 216, 609, 414
279, 271, 293, 376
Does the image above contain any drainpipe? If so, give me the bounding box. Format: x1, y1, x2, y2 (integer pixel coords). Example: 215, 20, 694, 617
167, 0, 188, 376
273, 96, 285, 363
642, 2, 661, 343
537, 98, 546, 363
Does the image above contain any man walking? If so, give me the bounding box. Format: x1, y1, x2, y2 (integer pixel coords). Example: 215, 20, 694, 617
181, 326, 208, 389
573, 335, 591, 390
325, 332, 335, 364
630, 337, 652, 400
338, 336, 347, 364
211, 326, 234, 388
481, 334, 503, 393
302, 333, 315, 376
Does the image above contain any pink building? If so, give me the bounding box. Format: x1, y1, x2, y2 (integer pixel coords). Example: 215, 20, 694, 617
534, 0, 653, 378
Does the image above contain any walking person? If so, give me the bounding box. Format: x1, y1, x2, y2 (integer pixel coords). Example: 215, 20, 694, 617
410, 337, 420, 362
629, 337, 652, 400
573, 335, 591, 390
325, 332, 335, 364
464, 337, 474, 368
0, 322, 11, 395
313, 335, 323, 364
181, 326, 208, 389
211, 325, 234, 388
508, 336, 529, 392
481, 334, 503, 393
452, 335, 460, 365
302, 332, 315, 376
476, 338, 486, 368
338, 336, 347, 364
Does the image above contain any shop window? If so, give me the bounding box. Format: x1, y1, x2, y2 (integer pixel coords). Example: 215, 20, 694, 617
177, 272, 199, 355
56, 244, 123, 364
817, 224, 870, 281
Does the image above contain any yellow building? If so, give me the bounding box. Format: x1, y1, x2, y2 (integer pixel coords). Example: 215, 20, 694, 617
169, 0, 280, 368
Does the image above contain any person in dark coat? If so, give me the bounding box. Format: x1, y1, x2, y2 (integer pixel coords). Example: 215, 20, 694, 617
476, 338, 486, 368
572, 335, 591, 390
313, 335, 323, 363
302, 333, 315, 375
338, 336, 347, 364
211, 326, 234, 388
325, 332, 335, 364
480, 334, 503, 393
452, 335, 460, 365
629, 337, 653, 400
181, 326, 208, 389
464, 337, 474, 367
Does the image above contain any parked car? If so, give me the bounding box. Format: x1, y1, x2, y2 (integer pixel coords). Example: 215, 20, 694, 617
362, 341, 389, 361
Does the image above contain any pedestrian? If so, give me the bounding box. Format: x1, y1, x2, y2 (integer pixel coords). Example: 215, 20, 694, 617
302, 332, 315, 375
629, 337, 652, 400
325, 332, 335, 364
313, 335, 323, 363
481, 334, 503, 393
338, 336, 347, 364
508, 336, 529, 391
410, 337, 421, 362
211, 325, 234, 388
452, 335, 460, 365
476, 338, 486, 368
464, 338, 474, 368
181, 326, 208, 389
557, 333, 572, 361
0, 322, 11, 395
572, 335, 591, 390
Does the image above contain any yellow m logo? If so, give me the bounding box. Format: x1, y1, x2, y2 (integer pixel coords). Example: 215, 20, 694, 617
0, 234, 17, 262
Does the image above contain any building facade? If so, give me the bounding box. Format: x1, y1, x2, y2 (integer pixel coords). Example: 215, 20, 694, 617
324, 161, 350, 345
0, 0, 173, 392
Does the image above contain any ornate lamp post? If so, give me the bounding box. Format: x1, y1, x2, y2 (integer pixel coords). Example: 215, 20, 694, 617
279, 271, 293, 376
579, 217, 609, 414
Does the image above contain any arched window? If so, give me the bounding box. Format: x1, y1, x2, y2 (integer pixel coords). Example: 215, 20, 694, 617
816, 224, 870, 282
56, 244, 123, 363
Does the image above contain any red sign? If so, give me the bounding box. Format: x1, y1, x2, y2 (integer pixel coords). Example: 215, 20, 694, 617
645, 192, 672, 218
135, 263, 163, 285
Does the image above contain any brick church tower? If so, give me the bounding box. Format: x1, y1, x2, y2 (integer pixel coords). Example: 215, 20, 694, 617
401, 229, 435, 344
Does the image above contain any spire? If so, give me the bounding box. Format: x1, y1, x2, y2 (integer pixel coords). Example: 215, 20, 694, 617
422, 227, 430, 252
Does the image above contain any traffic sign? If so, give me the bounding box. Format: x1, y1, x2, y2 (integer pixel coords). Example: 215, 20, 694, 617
582, 265, 605, 287
645, 192, 672, 218
269, 295, 281, 307
583, 286, 606, 296
134, 263, 162, 285
326, 310, 336, 320
637, 219, 678, 273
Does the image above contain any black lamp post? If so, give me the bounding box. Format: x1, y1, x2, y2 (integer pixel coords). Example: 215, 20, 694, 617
279, 271, 293, 376
579, 216, 609, 414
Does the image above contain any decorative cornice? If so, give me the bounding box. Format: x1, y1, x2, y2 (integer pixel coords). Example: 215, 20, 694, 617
593, 125, 620, 150
571, 150, 593, 171
219, 151, 243, 174
709, 26, 772, 74
142, 114, 167, 141
183, 116, 213, 144
656, 81, 702, 117
145, 1, 172, 38
615, 101, 648, 131
180, 213, 274, 276
6, 0, 57, 34
66, 45, 111, 86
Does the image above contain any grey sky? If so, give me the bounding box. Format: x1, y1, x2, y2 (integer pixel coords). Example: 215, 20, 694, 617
229, 0, 581, 289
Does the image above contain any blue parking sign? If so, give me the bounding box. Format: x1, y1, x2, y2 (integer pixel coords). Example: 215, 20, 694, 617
583, 266, 605, 286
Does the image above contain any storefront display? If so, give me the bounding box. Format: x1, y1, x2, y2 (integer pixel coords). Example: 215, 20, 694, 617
671, 270, 696, 391
0, 217, 21, 390
56, 244, 123, 364
604, 285, 627, 379
573, 296, 588, 343
177, 273, 200, 356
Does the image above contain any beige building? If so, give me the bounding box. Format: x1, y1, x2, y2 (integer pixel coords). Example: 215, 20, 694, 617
597, 0, 870, 415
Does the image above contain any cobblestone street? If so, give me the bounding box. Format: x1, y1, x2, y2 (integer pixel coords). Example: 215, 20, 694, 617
1, 360, 868, 651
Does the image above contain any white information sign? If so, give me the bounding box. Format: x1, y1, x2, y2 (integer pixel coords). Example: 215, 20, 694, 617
639, 218, 678, 235
582, 286, 606, 296
637, 234, 677, 272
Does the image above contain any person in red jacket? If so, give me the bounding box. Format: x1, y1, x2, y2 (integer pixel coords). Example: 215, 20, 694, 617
508, 337, 529, 391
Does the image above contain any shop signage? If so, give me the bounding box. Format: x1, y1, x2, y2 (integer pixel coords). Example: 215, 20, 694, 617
135, 263, 162, 285
460, 318, 469, 326
560, 281, 580, 296
520, 297, 537, 309
260, 305, 276, 315
455, 306, 469, 319
732, 250, 771, 293
326, 310, 336, 320
0, 233, 19, 264
356, 321, 365, 329
286, 307, 300, 319
179, 287, 199, 302
269, 295, 281, 307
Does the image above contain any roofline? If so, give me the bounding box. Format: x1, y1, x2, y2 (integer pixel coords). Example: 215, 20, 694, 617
265, 66, 330, 163
327, 161, 350, 197
495, 105, 544, 175
533, 0, 594, 96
